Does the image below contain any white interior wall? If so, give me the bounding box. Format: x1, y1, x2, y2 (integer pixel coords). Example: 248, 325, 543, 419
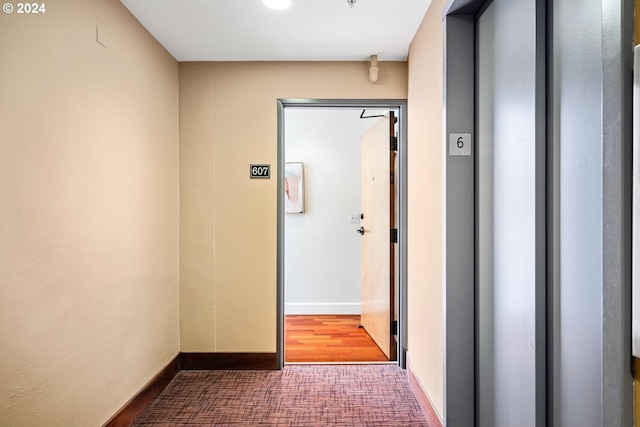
284, 109, 380, 314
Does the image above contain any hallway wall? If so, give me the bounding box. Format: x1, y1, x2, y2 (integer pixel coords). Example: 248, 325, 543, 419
406, 0, 446, 419
0, 1, 180, 425
179, 61, 407, 352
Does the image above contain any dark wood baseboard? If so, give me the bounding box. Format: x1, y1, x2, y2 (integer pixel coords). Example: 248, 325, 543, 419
104, 352, 277, 426
181, 352, 277, 370
407, 359, 443, 427
103, 354, 180, 427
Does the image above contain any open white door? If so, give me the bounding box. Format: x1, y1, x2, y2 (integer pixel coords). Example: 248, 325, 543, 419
359, 112, 396, 360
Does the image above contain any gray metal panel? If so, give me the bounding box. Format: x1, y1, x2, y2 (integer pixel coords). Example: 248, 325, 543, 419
600, 0, 633, 425
397, 101, 409, 370
276, 100, 285, 369
442, 0, 484, 17
476, 1, 546, 426
476, 4, 495, 425
552, 0, 604, 425
443, 13, 475, 427
550, 0, 633, 425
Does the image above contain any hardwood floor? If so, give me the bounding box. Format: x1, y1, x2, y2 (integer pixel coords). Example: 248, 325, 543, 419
285, 314, 390, 363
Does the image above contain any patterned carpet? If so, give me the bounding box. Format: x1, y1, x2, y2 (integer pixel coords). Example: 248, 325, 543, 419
133, 364, 431, 426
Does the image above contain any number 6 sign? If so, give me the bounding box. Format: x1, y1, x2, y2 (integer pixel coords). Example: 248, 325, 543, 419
449, 133, 472, 156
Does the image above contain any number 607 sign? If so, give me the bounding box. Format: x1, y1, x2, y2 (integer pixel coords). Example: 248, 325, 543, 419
250, 164, 271, 179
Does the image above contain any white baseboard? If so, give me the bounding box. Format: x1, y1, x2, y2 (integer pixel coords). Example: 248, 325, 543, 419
284, 302, 361, 315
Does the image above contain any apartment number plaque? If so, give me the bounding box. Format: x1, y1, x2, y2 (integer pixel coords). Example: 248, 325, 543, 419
250, 164, 271, 179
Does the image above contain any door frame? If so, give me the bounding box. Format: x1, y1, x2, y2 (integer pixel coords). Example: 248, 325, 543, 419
275, 98, 408, 369
442, 2, 547, 425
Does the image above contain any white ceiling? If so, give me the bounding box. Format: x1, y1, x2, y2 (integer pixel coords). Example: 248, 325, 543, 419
119, 0, 432, 62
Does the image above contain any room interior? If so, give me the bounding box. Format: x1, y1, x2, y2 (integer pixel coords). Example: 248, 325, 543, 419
283, 107, 399, 364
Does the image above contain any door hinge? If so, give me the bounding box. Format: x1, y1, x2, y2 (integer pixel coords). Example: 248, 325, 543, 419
390, 320, 398, 335
391, 228, 398, 243
390, 136, 398, 152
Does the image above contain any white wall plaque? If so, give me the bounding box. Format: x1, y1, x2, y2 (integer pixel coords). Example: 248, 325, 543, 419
449, 133, 472, 156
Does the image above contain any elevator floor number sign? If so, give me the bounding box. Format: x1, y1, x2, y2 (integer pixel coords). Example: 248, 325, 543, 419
449, 133, 472, 156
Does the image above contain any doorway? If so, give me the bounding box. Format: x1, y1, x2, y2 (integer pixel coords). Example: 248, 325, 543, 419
276, 99, 407, 369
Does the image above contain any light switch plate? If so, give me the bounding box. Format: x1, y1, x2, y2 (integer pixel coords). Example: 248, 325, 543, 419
348, 212, 360, 224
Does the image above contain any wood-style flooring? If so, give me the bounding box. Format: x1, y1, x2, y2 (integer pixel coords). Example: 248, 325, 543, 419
285, 314, 389, 363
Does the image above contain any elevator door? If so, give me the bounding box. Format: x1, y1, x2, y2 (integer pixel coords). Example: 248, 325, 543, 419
476, 1, 546, 426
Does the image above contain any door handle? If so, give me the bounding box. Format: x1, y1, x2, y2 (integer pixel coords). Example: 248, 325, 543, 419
356, 226, 365, 235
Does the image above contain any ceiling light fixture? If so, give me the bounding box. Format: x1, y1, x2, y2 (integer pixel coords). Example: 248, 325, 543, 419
262, 0, 291, 10
347, 0, 357, 7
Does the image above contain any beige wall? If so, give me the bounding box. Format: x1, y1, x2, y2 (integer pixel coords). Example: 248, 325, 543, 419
179, 61, 407, 351
0, 1, 180, 426
406, 0, 446, 418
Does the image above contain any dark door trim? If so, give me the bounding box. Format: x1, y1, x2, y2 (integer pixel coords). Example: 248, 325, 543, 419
275, 99, 408, 370
441, 3, 480, 425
